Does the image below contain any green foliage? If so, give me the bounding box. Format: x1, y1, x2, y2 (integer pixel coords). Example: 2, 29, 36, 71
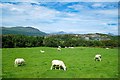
2, 47, 118, 78
2, 35, 44, 48
2, 34, 119, 48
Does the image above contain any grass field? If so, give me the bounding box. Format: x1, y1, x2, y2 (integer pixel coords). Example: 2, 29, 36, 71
2, 47, 118, 78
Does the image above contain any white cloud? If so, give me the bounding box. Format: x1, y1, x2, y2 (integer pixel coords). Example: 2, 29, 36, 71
0, 3, 4, 8
2, 2, 61, 20
68, 4, 85, 10
1, 2, 118, 35
1, 0, 119, 2
94, 9, 118, 16
92, 3, 103, 7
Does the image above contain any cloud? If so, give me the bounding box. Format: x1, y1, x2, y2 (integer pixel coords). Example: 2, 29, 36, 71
68, 4, 85, 10
94, 9, 118, 15
1, 0, 119, 2
92, 3, 104, 7
1, 2, 118, 35
2, 2, 61, 23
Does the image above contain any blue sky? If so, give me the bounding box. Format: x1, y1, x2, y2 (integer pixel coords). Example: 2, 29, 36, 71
0, 1, 119, 35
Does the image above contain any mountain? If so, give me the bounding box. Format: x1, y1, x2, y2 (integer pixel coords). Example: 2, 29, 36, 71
107, 33, 115, 36
50, 31, 74, 35
54, 31, 67, 34
1, 27, 47, 36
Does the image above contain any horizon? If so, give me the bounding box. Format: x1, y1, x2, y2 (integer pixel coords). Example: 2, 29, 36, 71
1, 26, 117, 35
0, 1, 119, 35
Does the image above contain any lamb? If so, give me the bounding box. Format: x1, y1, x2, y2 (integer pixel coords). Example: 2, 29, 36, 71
14, 58, 25, 67
65, 46, 67, 48
57, 46, 61, 51
94, 54, 102, 61
68, 47, 74, 49
57, 48, 61, 51
106, 48, 109, 49
58, 46, 61, 48
40, 50, 45, 53
50, 60, 67, 71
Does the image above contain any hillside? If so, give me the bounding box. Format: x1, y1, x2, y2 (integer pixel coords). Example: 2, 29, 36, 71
1, 27, 47, 36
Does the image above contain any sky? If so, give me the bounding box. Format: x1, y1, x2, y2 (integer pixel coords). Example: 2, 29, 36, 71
0, 0, 119, 35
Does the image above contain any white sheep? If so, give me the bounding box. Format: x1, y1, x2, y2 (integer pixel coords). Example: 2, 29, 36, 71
65, 46, 67, 48
106, 48, 109, 49
50, 60, 67, 71
94, 54, 102, 61
14, 58, 25, 67
68, 47, 74, 49
57, 48, 61, 51
58, 46, 61, 48
40, 50, 45, 53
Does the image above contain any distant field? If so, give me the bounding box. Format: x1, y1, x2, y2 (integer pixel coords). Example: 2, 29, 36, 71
2, 47, 118, 78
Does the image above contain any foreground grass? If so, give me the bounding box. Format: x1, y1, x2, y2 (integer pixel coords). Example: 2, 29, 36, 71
2, 47, 118, 78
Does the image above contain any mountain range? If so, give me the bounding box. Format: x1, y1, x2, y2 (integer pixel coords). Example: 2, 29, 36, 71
0, 26, 116, 36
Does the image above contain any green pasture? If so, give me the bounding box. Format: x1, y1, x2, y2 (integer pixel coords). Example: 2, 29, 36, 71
2, 47, 118, 78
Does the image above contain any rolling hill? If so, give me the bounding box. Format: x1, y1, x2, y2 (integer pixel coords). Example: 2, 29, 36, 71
1, 27, 47, 36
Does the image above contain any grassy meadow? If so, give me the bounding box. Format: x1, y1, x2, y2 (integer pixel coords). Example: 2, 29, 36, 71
2, 47, 118, 78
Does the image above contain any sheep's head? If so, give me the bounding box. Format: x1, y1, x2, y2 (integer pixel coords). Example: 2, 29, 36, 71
63, 65, 67, 71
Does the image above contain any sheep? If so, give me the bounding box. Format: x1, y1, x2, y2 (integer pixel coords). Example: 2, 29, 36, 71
65, 46, 67, 48
50, 60, 67, 71
57, 48, 61, 51
106, 48, 109, 49
94, 54, 102, 61
58, 46, 61, 48
14, 58, 25, 67
68, 47, 74, 49
40, 50, 45, 53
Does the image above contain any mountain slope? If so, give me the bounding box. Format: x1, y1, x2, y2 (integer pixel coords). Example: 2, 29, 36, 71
50, 31, 74, 35
1, 27, 47, 36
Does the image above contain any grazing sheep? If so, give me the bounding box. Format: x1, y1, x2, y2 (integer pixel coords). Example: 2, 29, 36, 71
68, 47, 74, 49
106, 48, 109, 49
94, 54, 102, 61
51, 60, 66, 71
58, 46, 61, 48
14, 58, 25, 67
65, 46, 67, 48
40, 50, 45, 53
57, 48, 61, 51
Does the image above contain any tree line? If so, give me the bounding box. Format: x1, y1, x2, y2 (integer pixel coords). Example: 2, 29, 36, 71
1, 34, 120, 48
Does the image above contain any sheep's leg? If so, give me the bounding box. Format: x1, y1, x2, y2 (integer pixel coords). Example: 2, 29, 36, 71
59, 65, 60, 70
14, 61, 18, 67
14, 64, 18, 67
94, 57, 96, 61
50, 65, 53, 70
95, 58, 96, 61
55, 65, 57, 69
99, 58, 101, 61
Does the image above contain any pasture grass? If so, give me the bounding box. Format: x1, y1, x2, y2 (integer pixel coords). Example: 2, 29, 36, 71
2, 47, 118, 78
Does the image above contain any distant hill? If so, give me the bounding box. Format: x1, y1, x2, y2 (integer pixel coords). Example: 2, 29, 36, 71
1, 27, 47, 36
50, 31, 74, 35
50, 31, 67, 35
